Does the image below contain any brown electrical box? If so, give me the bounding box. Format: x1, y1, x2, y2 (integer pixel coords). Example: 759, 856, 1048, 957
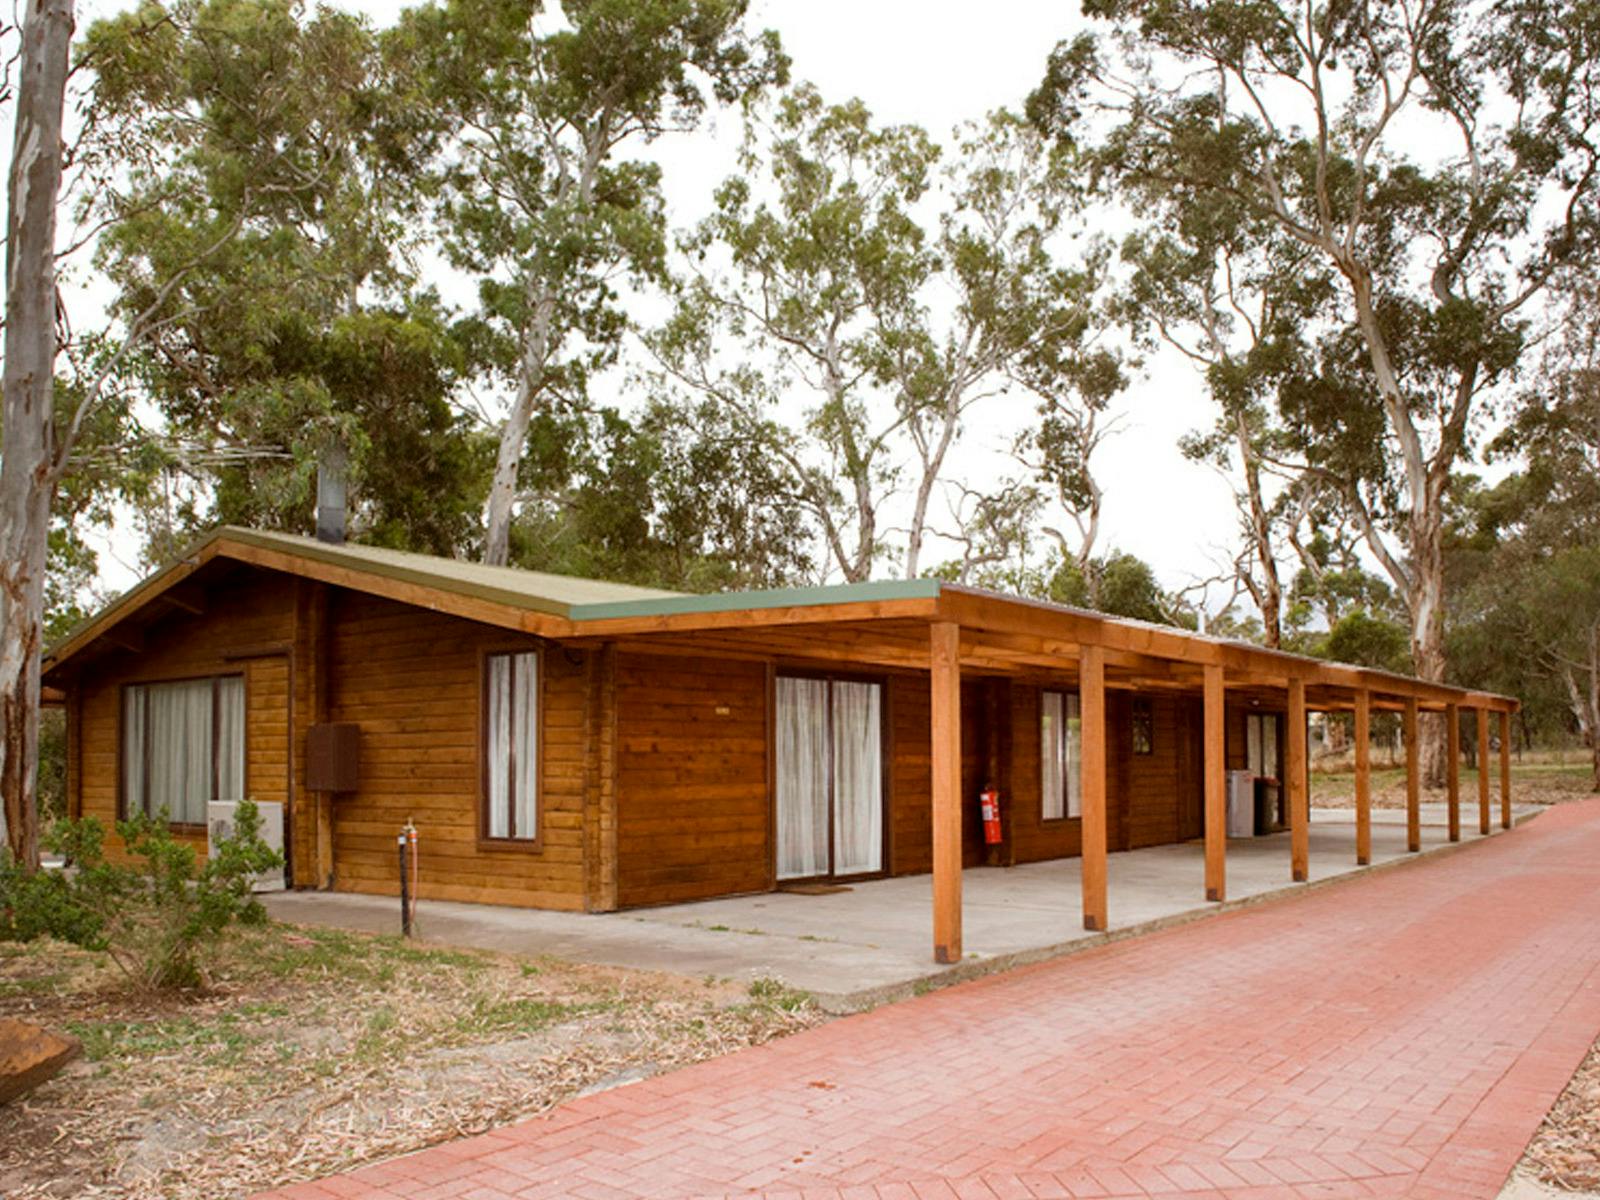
305, 723, 360, 793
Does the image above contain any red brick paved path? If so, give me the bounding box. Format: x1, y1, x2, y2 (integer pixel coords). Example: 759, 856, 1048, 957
259, 801, 1600, 1200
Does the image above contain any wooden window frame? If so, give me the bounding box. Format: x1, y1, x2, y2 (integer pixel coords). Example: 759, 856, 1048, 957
477, 645, 545, 852
117, 670, 248, 832
1245, 710, 1282, 782
773, 667, 891, 884
1131, 697, 1155, 756
1040, 687, 1083, 825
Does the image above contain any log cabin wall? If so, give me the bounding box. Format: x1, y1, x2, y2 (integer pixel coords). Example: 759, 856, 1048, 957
886, 677, 988, 875
67, 571, 297, 865
613, 651, 771, 908
1120, 694, 1205, 849
322, 591, 588, 910
1006, 682, 1082, 864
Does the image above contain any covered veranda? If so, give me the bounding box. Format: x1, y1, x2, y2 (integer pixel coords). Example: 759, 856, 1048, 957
565, 582, 1522, 965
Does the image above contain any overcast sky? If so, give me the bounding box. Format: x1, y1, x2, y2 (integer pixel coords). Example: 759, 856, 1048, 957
71, 0, 1245, 602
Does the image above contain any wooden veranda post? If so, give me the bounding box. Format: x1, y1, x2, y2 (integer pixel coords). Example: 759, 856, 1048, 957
1287, 678, 1308, 883
1354, 690, 1371, 867
930, 621, 962, 964
1477, 706, 1491, 836
1404, 698, 1421, 853
1081, 644, 1108, 931
1446, 703, 1461, 844
1499, 711, 1512, 829
1203, 663, 1226, 902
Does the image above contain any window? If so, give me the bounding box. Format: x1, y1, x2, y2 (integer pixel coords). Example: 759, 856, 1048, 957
775, 675, 884, 880
1131, 698, 1154, 755
1041, 690, 1082, 820
122, 675, 245, 826
1246, 712, 1280, 780
483, 650, 539, 842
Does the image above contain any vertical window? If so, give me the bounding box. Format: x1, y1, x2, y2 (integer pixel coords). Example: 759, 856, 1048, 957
775, 675, 884, 880
1131, 698, 1154, 755
484, 651, 539, 842
1246, 712, 1279, 780
122, 675, 245, 825
1041, 690, 1082, 820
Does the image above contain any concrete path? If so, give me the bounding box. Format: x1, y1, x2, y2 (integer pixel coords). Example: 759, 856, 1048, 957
256, 800, 1600, 1200
264, 806, 1539, 1011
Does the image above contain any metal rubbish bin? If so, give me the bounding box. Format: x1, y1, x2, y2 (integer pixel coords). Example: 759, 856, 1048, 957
1226, 769, 1255, 836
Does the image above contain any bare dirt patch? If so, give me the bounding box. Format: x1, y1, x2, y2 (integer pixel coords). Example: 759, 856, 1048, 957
1311, 760, 1593, 810
1520, 1035, 1600, 1192
0, 922, 822, 1199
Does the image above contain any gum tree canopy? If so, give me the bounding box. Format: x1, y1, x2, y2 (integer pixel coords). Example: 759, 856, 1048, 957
389, 0, 787, 567
1033, 0, 1600, 780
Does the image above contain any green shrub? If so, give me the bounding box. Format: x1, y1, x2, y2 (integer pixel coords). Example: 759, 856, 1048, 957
0, 798, 284, 991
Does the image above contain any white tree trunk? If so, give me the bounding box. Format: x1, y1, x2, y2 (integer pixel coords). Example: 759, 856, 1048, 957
482, 280, 559, 567
1, 0, 74, 867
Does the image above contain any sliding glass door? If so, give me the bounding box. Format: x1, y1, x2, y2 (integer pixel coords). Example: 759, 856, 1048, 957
775, 675, 884, 881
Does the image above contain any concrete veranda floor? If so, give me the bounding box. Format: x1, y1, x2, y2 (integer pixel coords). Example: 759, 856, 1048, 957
263, 803, 1540, 1010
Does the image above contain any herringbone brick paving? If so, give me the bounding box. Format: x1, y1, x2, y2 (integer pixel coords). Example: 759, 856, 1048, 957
256, 800, 1600, 1200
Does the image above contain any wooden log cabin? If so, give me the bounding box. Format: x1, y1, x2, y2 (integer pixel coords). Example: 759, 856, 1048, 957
41, 528, 1520, 962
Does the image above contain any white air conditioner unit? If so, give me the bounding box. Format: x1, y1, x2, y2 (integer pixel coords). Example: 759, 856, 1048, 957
207, 800, 287, 892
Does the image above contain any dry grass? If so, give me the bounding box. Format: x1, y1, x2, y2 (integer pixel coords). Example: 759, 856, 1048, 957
1522, 1037, 1600, 1191
1310, 759, 1594, 810
0, 922, 823, 1199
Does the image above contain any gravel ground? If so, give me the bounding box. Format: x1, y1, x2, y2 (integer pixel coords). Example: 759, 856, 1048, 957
1519, 1036, 1600, 1192
0, 922, 822, 1199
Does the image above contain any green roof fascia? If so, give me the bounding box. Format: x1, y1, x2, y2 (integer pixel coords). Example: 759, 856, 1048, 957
569, 577, 944, 622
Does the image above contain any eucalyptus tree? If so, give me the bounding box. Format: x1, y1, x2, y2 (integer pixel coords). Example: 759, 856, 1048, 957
1033, 0, 1600, 777
387, 0, 786, 567
1118, 204, 1334, 647
92, 0, 489, 561
653, 90, 1121, 583
1, 0, 75, 864
2, 0, 421, 864
1460, 273, 1600, 786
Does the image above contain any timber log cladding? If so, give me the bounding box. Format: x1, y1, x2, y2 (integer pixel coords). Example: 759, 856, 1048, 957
614, 651, 770, 907
325, 593, 588, 911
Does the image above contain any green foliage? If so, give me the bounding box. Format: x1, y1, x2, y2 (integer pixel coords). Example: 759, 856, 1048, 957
1047, 552, 1176, 626
35, 710, 67, 827
657, 88, 1121, 582
84, 0, 488, 560
0, 799, 284, 991
508, 396, 813, 590
1320, 611, 1412, 674
1035, 0, 1600, 687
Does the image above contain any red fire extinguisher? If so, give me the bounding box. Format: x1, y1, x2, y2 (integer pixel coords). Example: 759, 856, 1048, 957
980, 787, 1002, 845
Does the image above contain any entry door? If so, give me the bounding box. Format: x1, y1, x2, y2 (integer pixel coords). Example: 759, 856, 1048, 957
775, 676, 884, 880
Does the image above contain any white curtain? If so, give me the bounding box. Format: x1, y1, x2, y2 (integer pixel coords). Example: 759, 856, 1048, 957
1041, 691, 1064, 819
144, 678, 214, 824
512, 652, 538, 839
486, 654, 512, 838
215, 676, 245, 802
1041, 691, 1083, 819
122, 687, 147, 818
830, 680, 882, 875
1247, 714, 1280, 781
1064, 692, 1082, 817
776, 677, 830, 879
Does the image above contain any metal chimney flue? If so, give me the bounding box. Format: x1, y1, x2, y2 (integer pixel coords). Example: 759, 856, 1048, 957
316, 443, 348, 545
